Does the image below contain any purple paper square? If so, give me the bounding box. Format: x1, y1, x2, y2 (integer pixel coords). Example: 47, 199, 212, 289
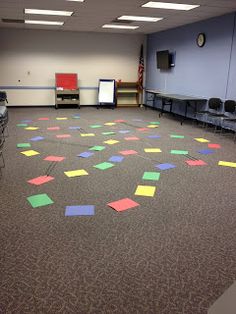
155, 163, 176, 170
78, 151, 94, 158
30, 136, 45, 141
109, 156, 124, 163
147, 135, 161, 139
22, 119, 32, 123
198, 149, 214, 155
69, 126, 81, 130
65, 205, 95, 216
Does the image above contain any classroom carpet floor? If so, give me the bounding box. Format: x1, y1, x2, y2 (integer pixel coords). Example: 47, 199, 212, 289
0, 106, 236, 314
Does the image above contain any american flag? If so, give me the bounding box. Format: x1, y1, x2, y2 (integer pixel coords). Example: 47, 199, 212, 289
138, 44, 144, 90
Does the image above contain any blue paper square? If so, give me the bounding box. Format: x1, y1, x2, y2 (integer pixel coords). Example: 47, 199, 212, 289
109, 155, 124, 163
69, 126, 81, 130
198, 149, 214, 155
147, 135, 161, 139
65, 205, 95, 216
155, 163, 176, 170
78, 151, 94, 158
30, 136, 45, 141
21, 119, 32, 123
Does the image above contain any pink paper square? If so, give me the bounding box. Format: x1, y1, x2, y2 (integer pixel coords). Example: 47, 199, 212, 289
119, 150, 138, 155
107, 198, 140, 212
47, 127, 60, 131
185, 159, 207, 166
137, 128, 149, 131
208, 143, 221, 149
124, 137, 140, 141
27, 175, 54, 186
56, 134, 71, 138
114, 119, 126, 123
38, 117, 49, 121
44, 156, 65, 162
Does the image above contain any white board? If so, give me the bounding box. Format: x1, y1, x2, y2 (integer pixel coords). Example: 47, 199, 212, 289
98, 80, 115, 104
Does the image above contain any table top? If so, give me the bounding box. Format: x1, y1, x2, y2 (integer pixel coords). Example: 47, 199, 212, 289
146, 89, 207, 101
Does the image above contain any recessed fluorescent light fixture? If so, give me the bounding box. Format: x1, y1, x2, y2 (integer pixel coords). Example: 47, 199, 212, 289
102, 24, 139, 30
25, 20, 64, 25
118, 15, 163, 22
142, 2, 200, 11
66, 0, 84, 1
24, 9, 73, 16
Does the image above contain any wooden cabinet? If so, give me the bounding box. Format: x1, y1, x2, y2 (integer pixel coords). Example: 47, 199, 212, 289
55, 89, 80, 109
116, 82, 140, 107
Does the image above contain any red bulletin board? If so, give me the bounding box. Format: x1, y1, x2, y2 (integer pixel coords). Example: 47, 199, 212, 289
55, 73, 78, 89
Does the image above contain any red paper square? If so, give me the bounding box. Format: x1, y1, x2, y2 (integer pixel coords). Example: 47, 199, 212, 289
119, 150, 138, 155
124, 137, 140, 141
56, 134, 71, 138
185, 159, 207, 166
47, 127, 60, 131
137, 128, 149, 131
208, 143, 221, 149
38, 117, 49, 121
44, 156, 65, 162
27, 175, 54, 186
107, 198, 140, 212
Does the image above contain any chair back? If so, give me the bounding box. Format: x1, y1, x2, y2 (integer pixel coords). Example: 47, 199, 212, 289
224, 100, 236, 113
208, 98, 222, 110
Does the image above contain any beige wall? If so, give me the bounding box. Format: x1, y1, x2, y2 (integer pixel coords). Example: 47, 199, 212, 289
0, 28, 144, 106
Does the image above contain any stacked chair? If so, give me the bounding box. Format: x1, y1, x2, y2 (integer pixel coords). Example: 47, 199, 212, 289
0, 91, 8, 174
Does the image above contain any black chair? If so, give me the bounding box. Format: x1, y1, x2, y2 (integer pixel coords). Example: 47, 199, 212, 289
220, 100, 236, 141
196, 97, 222, 124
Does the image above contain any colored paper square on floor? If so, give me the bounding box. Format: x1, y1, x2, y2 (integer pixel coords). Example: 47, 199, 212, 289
170, 150, 188, 155
147, 125, 159, 128
27, 193, 54, 208
156, 163, 176, 170
25, 127, 39, 131
109, 156, 124, 163
69, 126, 81, 130
198, 149, 214, 155
119, 150, 138, 156
47, 127, 60, 131
80, 133, 95, 137
56, 117, 68, 120
103, 139, 119, 145
119, 130, 130, 134
135, 185, 156, 197
21, 120, 32, 123
142, 172, 160, 181
149, 121, 160, 125
94, 162, 114, 170
208, 143, 221, 149
107, 198, 140, 212
104, 122, 116, 126
89, 146, 105, 151
125, 137, 140, 141
144, 148, 162, 153
44, 156, 65, 162
38, 117, 49, 121
65, 205, 95, 216
114, 119, 126, 123
195, 138, 210, 143
133, 119, 143, 121
170, 135, 185, 139
78, 152, 94, 158
56, 134, 71, 138
185, 160, 207, 166
30, 136, 45, 142
73, 114, 80, 119
218, 161, 236, 168
17, 124, 28, 127
27, 175, 54, 186
137, 128, 149, 131
102, 132, 115, 135
17, 143, 31, 148
21, 150, 40, 157
64, 169, 89, 177
90, 125, 102, 128
147, 135, 161, 139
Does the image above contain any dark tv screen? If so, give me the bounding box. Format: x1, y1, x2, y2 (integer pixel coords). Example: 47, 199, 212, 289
156, 50, 170, 69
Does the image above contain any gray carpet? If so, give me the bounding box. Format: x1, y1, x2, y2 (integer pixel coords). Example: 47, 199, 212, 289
0, 106, 236, 314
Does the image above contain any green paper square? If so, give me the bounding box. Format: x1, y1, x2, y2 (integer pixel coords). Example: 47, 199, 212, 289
170, 135, 185, 139
89, 146, 105, 151
27, 193, 54, 208
94, 162, 114, 170
17, 143, 31, 148
17, 123, 28, 127
90, 125, 102, 128
149, 121, 160, 125
102, 131, 115, 135
142, 172, 160, 181
170, 150, 188, 155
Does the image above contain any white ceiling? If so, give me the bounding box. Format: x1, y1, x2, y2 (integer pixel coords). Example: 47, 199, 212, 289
0, 0, 236, 34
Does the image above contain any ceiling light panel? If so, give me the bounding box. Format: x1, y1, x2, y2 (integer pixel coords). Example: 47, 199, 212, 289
25, 20, 64, 25
66, 0, 84, 2
102, 24, 139, 30
24, 9, 73, 16
118, 15, 163, 22
142, 2, 200, 11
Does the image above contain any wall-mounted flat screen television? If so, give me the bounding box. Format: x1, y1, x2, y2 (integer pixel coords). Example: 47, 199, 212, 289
156, 50, 170, 69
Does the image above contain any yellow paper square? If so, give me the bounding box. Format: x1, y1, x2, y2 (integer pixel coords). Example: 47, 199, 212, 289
25, 127, 39, 131
194, 138, 210, 143
64, 169, 89, 177
218, 161, 236, 168
147, 125, 159, 128
56, 117, 68, 120
135, 185, 156, 197
104, 122, 116, 126
80, 133, 95, 137
21, 150, 40, 157
103, 139, 120, 145
144, 148, 162, 153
